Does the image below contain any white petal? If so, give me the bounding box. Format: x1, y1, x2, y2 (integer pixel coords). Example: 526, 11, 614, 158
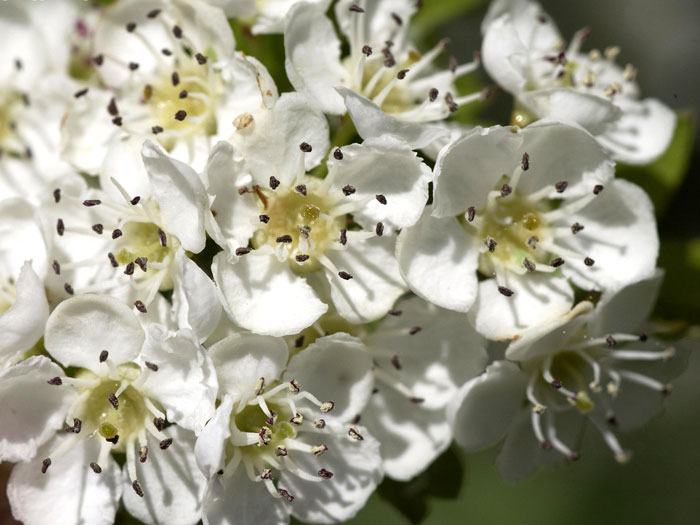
0, 198, 48, 278
559, 179, 659, 292
100, 134, 152, 202
599, 98, 677, 165
334, 0, 417, 47
367, 296, 487, 409
396, 212, 478, 312
7, 436, 122, 525
279, 423, 383, 523
324, 236, 406, 324
194, 395, 234, 479
123, 426, 207, 525
481, 14, 529, 94
469, 273, 574, 342
208, 333, 288, 399
212, 251, 327, 337
338, 87, 449, 149
284, 0, 347, 115
45, 294, 145, 369
449, 361, 526, 450
0, 356, 73, 462
0, 262, 49, 366
141, 140, 208, 254
172, 249, 222, 342
283, 333, 374, 422
140, 326, 218, 433
326, 136, 431, 231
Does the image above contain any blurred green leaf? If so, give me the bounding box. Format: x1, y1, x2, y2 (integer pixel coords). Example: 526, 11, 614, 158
616, 112, 695, 217
413, 0, 489, 38
656, 238, 700, 323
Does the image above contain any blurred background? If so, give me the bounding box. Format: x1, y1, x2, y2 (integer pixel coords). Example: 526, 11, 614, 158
2, 1, 698, 524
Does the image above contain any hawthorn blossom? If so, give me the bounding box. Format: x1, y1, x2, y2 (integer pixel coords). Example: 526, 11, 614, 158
397, 120, 659, 340
6, 294, 217, 525
195, 332, 383, 524
284, 0, 482, 122
481, 0, 675, 164
208, 127, 430, 336
290, 296, 488, 481
223, 0, 326, 34
449, 272, 687, 481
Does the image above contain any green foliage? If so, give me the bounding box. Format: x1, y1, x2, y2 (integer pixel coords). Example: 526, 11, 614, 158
412, 0, 489, 39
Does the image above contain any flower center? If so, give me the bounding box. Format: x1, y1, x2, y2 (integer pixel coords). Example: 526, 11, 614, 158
0, 90, 22, 152
114, 221, 175, 267
234, 402, 297, 454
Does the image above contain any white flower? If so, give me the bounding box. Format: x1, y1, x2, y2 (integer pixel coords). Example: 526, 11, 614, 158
6, 294, 217, 525
223, 0, 327, 34
195, 332, 383, 524
61, 0, 268, 174
397, 121, 659, 340
481, 0, 676, 165
284, 0, 481, 122
209, 127, 430, 336
449, 272, 686, 482
291, 296, 488, 481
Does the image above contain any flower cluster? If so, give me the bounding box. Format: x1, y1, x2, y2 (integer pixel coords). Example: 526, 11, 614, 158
0, 0, 689, 523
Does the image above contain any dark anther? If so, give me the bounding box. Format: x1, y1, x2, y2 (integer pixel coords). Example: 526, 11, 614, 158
538, 441, 552, 450
639, 332, 648, 342
66, 418, 82, 434
295, 184, 307, 196
276, 235, 293, 243
92, 224, 104, 234
171, 71, 180, 86
498, 286, 514, 297
338, 271, 353, 280
269, 176, 280, 189
195, 53, 208, 65
391, 12, 403, 25
158, 229, 167, 247
348, 427, 364, 440
153, 417, 165, 431
362, 45, 372, 56
571, 222, 584, 234
172, 25, 183, 38
112, 228, 123, 239
90, 462, 102, 473
299, 142, 313, 153
606, 335, 617, 347
151, 125, 163, 134
52, 260, 61, 275
107, 97, 119, 116
112, 116, 123, 126
567, 451, 581, 461
376, 222, 384, 236
397, 69, 409, 79
555, 180, 568, 193
500, 184, 512, 197
159, 438, 173, 450
349, 4, 365, 12
162, 48, 172, 56
339, 229, 347, 245
278, 489, 294, 503
429, 87, 439, 102
106, 434, 119, 444
47, 377, 62, 386
391, 355, 401, 370
235, 247, 251, 256
124, 262, 135, 275
523, 258, 536, 272
388, 309, 402, 316
53, 188, 61, 203
99, 350, 109, 363
550, 378, 562, 389
145, 361, 158, 372
132, 480, 144, 498
593, 184, 604, 195
376, 194, 387, 204
351, 414, 361, 425
74, 88, 89, 98
134, 300, 147, 313
521, 152, 530, 171
408, 397, 425, 404
174, 110, 187, 121
126, 22, 136, 32
484, 236, 497, 253
342, 185, 356, 196
108, 393, 119, 410
259, 214, 270, 223
64, 283, 74, 295
83, 199, 101, 207
662, 384, 673, 395
147, 8, 161, 18
449, 55, 458, 73
550, 257, 565, 267
409, 326, 422, 335
295, 335, 305, 348
108, 252, 119, 267
606, 412, 619, 426
334, 148, 343, 160
41, 458, 51, 474
295, 254, 310, 262
139, 446, 148, 463
445, 92, 458, 113
318, 469, 334, 479
93, 54, 104, 66
128, 62, 139, 71
179, 89, 188, 99
584, 257, 595, 266
467, 206, 476, 222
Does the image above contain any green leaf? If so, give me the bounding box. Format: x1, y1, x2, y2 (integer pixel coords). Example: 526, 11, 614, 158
616, 112, 695, 217
656, 238, 700, 324
412, 0, 489, 38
